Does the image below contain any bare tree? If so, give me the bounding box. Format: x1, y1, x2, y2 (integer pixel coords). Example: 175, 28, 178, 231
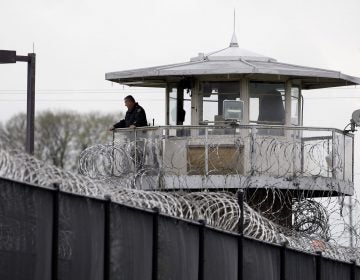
0, 110, 122, 172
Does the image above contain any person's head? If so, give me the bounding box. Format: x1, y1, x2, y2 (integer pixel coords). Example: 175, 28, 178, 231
124, 95, 136, 110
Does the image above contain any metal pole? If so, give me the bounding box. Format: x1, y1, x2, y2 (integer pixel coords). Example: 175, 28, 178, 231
134, 129, 137, 173
205, 128, 208, 175
250, 127, 256, 175
350, 136, 355, 248
349, 196, 354, 248
331, 130, 336, 179
111, 131, 115, 176
26, 53, 36, 154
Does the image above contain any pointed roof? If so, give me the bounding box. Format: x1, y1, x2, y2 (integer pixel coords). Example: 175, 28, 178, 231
106, 34, 360, 89
229, 32, 238, 47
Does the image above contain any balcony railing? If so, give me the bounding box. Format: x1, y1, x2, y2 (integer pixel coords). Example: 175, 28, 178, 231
109, 125, 354, 190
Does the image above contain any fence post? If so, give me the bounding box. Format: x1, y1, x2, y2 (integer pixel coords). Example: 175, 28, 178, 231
237, 190, 244, 280
351, 259, 356, 280
316, 251, 322, 280
51, 183, 60, 280
198, 219, 206, 280
152, 207, 159, 280
104, 195, 111, 280
280, 241, 288, 280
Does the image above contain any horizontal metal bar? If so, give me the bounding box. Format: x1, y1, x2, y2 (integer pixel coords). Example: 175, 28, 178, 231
113, 124, 351, 135
16, 55, 30, 62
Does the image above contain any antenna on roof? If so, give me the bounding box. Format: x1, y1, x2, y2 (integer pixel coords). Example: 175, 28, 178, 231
230, 9, 239, 48
233, 9, 236, 34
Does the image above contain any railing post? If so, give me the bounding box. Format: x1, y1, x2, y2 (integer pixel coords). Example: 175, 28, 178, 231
315, 251, 322, 280
300, 137, 304, 175
51, 183, 60, 280
134, 129, 137, 173
111, 130, 115, 176
198, 219, 206, 280
104, 195, 111, 280
292, 131, 297, 177
204, 128, 208, 175
152, 207, 159, 280
280, 241, 287, 280
237, 190, 244, 280
331, 129, 336, 179
250, 127, 256, 175
343, 133, 346, 181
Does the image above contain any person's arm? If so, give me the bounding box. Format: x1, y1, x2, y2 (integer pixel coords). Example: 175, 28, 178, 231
112, 119, 126, 129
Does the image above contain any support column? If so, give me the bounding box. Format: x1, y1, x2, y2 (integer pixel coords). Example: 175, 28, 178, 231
240, 78, 249, 124
191, 81, 200, 125
285, 80, 292, 126
165, 84, 169, 125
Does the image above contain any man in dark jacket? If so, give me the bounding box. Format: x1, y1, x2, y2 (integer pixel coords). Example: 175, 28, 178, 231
112, 95, 148, 129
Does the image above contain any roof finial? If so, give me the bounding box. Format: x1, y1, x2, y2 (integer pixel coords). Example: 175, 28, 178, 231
233, 9, 236, 33
230, 9, 239, 47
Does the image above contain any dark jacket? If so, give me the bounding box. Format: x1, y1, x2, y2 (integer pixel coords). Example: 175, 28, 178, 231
113, 103, 148, 128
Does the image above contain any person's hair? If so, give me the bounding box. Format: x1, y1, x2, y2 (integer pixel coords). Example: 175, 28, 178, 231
124, 95, 135, 103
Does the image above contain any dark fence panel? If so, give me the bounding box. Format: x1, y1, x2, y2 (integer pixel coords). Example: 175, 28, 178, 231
2, 177, 360, 280
356, 266, 360, 280
58, 193, 104, 280
0, 178, 53, 280
243, 238, 280, 280
157, 216, 199, 280
322, 258, 351, 280
286, 249, 316, 280
203, 229, 238, 280
110, 204, 153, 280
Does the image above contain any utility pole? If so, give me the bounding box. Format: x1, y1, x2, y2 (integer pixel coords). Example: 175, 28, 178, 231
0, 50, 36, 154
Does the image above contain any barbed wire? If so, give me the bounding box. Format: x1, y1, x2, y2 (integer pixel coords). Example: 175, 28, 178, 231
1, 147, 360, 262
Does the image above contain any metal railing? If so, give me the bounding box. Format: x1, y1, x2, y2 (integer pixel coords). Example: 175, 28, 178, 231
112, 125, 354, 184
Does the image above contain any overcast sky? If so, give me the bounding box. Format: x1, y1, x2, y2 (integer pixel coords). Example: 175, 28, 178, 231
0, 0, 359, 204
0, 0, 359, 125
1, 0, 360, 239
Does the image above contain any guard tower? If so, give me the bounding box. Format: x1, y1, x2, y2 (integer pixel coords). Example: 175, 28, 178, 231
105, 33, 360, 226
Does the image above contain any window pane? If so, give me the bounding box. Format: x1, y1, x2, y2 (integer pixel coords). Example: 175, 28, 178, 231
200, 82, 240, 123
250, 82, 285, 125
169, 87, 177, 125
291, 87, 300, 125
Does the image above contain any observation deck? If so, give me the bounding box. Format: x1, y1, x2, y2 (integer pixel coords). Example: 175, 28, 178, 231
110, 124, 354, 196
105, 31, 360, 204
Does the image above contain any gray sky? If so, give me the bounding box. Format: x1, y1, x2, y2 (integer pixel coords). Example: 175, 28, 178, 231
1, 0, 360, 242
1, 3, 359, 142
0, 0, 359, 207
0, 0, 360, 126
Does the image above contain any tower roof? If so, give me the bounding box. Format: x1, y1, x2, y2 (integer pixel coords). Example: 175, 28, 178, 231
106, 34, 360, 89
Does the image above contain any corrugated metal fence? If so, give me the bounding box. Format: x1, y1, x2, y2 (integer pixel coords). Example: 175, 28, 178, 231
0, 177, 359, 280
